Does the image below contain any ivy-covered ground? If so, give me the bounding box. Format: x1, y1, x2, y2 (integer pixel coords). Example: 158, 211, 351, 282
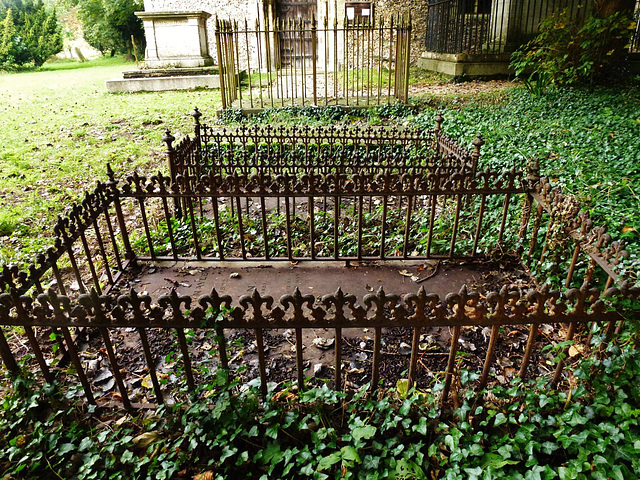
1, 60, 640, 479
221, 85, 640, 279
2, 333, 640, 479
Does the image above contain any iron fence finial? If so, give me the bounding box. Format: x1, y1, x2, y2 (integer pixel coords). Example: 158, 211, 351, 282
191, 107, 202, 126
163, 129, 175, 152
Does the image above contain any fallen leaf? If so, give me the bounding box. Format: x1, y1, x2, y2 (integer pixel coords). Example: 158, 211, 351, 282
398, 342, 412, 355
141, 375, 154, 389
569, 344, 583, 357
312, 337, 335, 350
193, 471, 214, 480
398, 269, 413, 277
133, 431, 161, 450
622, 225, 636, 233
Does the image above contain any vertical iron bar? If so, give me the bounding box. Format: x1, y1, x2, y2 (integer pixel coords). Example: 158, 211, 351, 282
78, 230, 101, 294
138, 328, 163, 404
498, 193, 511, 245
103, 208, 123, 271
100, 328, 132, 410
175, 328, 195, 392
260, 196, 269, 259
0, 328, 19, 376
255, 329, 268, 396
370, 326, 382, 395
472, 194, 486, 256
137, 198, 155, 260
402, 195, 413, 258
296, 328, 304, 391
309, 196, 316, 259
441, 325, 461, 409
161, 197, 178, 260
380, 195, 388, 258
426, 194, 437, 256
408, 326, 421, 390
334, 327, 342, 391
187, 196, 202, 260
449, 194, 463, 259
479, 324, 499, 390
61, 326, 95, 404
357, 195, 364, 259
235, 197, 247, 260
91, 218, 113, 285
519, 323, 538, 379
285, 195, 293, 260
212, 196, 225, 260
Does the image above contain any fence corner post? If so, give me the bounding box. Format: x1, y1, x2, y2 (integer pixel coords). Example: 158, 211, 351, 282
471, 134, 484, 177
163, 129, 181, 218
191, 107, 202, 138
526, 158, 541, 188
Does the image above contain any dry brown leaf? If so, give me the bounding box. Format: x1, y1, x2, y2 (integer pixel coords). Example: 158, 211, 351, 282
132, 431, 160, 450
569, 344, 584, 357
193, 472, 214, 480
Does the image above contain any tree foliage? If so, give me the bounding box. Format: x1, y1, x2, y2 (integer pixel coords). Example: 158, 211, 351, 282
0, 0, 63, 68
75, 0, 144, 58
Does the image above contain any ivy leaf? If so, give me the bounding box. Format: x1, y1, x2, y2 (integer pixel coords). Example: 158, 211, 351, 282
352, 425, 377, 442
58, 443, 76, 456
413, 417, 428, 436
340, 446, 361, 463
494, 413, 508, 427
317, 452, 341, 471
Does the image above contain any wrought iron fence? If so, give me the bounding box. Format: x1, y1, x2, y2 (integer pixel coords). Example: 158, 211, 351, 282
216, 15, 411, 111
168, 110, 483, 194
0, 146, 638, 411
425, 0, 593, 55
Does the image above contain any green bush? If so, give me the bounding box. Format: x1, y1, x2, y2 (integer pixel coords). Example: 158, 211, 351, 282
510, 10, 637, 87
0, 1, 63, 69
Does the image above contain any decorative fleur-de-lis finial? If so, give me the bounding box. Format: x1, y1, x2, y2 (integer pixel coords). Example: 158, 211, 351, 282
239, 289, 274, 323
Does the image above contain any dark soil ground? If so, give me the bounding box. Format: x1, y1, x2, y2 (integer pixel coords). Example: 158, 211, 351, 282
3, 255, 587, 407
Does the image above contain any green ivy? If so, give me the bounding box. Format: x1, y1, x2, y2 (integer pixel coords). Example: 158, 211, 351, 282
2, 330, 640, 479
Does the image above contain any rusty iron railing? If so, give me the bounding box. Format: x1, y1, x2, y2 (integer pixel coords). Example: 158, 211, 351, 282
0, 158, 638, 411
425, 0, 640, 56
425, 0, 593, 55
216, 14, 411, 111
167, 110, 484, 200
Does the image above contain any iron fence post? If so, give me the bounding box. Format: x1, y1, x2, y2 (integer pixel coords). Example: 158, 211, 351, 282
312, 15, 318, 105
471, 134, 484, 178
163, 129, 182, 218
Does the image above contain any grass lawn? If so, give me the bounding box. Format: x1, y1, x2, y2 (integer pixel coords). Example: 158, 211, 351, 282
0, 57, 223, 264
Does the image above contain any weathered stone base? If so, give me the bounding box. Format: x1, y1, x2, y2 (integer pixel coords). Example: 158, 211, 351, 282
143, 56, 214, 69
106, 74, 220, 93
417, 52, 514, 77
122, 66, 218, 78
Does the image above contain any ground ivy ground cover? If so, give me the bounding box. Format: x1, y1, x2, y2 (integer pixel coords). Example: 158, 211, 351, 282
426, 86, 640, 278
1, 332, 639, 479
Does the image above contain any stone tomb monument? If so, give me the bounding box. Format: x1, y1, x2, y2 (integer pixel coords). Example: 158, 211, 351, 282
106, 10, 219, 92
137, 10, 213, 68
